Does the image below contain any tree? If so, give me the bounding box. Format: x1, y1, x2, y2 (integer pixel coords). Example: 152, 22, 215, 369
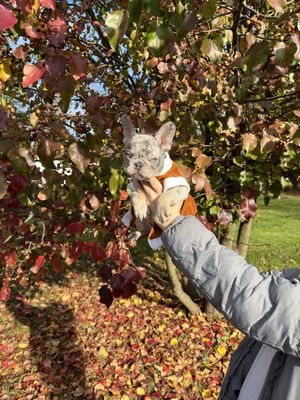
0, 0, 299, 310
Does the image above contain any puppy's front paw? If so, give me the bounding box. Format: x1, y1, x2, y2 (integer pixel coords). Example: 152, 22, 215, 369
156, 200, 171, 224
132, 193, 148, 221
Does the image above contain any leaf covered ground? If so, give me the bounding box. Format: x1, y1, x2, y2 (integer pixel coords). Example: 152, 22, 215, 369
0, 263, 243, 400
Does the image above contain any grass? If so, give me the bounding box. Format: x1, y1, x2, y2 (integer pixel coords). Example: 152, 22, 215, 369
247, 193, 300, 271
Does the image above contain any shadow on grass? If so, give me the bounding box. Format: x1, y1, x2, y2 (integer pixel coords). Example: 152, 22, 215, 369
6, 295, 96, 400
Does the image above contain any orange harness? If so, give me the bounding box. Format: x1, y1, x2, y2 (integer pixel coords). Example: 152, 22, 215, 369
147, 161, 197, 240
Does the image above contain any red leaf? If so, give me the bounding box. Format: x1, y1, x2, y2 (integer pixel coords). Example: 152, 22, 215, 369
99, 263, 113, 280
241, 187, 260, 200
31, 255, 45, 274
22, 63, 45, 88
66, 221, 85, 235
40, 0, 56, 10
239, 198, 257, 221
0, 282, 11, 302
157, 62, 169, 74
90, 245, 106, 262
121, 268, 138, 284
68, 241, 85, 259
136, 266, 147, 280
192, 174, 205, 192
99, 285, 114, 308
160, 98, 174, 112
13, 46, 27, 60
5, 251, 17, 267
21, 20, 44, 39
266, 0, 285, 11
106, 242, 119, 261
119, 189, 128, 201
48, 14, 67, 32
70, 53, 88, 80
121, 282, 137, 299
0, 5, 17, 32
10, 174, 28, 192
119, 248, 131, 267
111, 274, 125, 298
11, 0, 30, 13
196, 215, 215, 231
217, 209, 233, 229
50, 254, 63, 273
49, 30, 66, 47
44, 56, 67, 79
121, 267, 146, 284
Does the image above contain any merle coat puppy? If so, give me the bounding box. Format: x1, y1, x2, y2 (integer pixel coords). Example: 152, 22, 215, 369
121, 115, 195, 249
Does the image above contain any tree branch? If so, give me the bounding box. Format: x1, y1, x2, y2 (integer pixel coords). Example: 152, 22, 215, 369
243, 91, 297, 103
231, 0, 244, 52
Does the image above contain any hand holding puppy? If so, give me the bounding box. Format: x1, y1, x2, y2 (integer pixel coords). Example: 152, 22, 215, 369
133, 178, 182, 230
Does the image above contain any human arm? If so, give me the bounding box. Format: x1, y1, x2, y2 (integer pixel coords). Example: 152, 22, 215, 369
160, 215, 300, 357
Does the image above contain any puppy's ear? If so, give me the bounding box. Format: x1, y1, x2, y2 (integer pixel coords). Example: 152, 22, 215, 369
121, 114, 137, 145
155, 121, 176, 151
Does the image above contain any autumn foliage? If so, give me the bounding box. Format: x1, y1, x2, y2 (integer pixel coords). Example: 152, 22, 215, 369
0, 0, 299, 304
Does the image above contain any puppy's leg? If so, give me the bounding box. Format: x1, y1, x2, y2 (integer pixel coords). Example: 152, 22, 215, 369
155, 186, 189, 224
131, 191, 148, 221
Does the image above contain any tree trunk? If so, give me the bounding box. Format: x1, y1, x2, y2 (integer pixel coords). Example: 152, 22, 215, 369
205, 301, 221, 319
237, 219, 253, 259
221, 223, 237, 249
164, 251, 201, 315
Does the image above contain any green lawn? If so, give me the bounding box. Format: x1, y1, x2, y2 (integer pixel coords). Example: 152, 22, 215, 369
247, 194, 300, 271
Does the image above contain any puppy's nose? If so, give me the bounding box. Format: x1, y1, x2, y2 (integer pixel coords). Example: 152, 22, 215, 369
134, 161, 143, 169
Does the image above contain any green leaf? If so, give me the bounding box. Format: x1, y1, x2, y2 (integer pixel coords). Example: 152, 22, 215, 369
275, 42, 297, 67
280, 176, 293, 190
146, 22, 172, 57
260, 134, 275, 154
175, 12, 198, 39
233, 156, 244, 167
68, 189, 80, 204
209, 205, 221, 216
245, 151, 258, 160
128, 0, 143, 23
244, 41, 271, 70
17, 192, 33, 207
144, 0, 161, 16
68, 142, 91, 173
200, 37, 222, 61
7, 149, 29, 173
269, 181, 282, 197
242, 133, 258, 152
109, 173, 119, 197
199, 0, 217, 18
105, 9, 129, 51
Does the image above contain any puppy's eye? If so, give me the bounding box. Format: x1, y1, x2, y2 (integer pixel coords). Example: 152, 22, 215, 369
150, 157, 158, 164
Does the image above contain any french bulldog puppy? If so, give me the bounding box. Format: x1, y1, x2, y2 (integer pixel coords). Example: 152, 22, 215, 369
121, 115, 198, 250
121, 115, 189, 227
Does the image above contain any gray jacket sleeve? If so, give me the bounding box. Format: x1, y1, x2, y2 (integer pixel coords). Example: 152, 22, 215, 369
161, 216, 300, 357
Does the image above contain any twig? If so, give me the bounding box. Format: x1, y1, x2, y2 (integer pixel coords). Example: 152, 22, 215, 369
242, 1, 278, 19
40, 221, 46, 244
243, 91, 297, 103
220, 235, 271, 247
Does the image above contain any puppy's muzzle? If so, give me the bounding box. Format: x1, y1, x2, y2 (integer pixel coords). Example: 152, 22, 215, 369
134, 161, 143, 170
